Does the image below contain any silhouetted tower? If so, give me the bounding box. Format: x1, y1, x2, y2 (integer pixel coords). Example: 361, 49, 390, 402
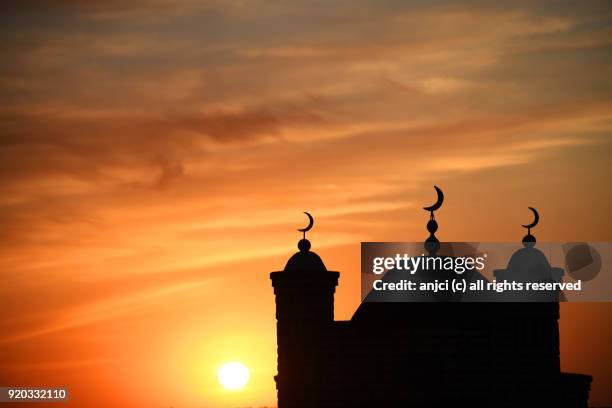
270, 213, 339, 408
493, 207, 565, 404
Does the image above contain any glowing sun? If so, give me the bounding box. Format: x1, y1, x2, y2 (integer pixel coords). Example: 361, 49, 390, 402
217, 362, 250, 390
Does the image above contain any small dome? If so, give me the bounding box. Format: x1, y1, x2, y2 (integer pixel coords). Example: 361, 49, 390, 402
283, 239, 327, 272
505, 246, 551, 281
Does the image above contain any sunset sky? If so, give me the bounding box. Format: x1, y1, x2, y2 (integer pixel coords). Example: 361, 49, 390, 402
1, 1, 612, 407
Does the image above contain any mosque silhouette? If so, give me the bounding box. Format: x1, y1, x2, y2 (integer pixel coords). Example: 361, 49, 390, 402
270, 187, 592, 407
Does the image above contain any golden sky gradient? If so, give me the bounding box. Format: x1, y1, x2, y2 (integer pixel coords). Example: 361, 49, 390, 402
1, 1, 612, 407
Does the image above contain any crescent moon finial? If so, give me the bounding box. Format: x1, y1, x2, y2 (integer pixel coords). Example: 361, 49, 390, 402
423, 186, 444, 255
521, 207, 539, 229
296, 212, 314, 251
298, 212, 314, 239
423, 185, 444, 213
521, 207, 539, 247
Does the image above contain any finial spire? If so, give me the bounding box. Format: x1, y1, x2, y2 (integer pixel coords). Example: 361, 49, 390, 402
521, 207, 539, 247
423, 186, 444, 255
297, 212, 314, 252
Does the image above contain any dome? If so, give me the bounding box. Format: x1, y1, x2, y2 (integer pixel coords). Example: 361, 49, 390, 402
283, 239, 327, 273
505, 246, 552, 281
351, 258, 488, 323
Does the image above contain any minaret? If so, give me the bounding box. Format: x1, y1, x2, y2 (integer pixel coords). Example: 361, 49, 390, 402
270, 213, 339, 407
493, 207, 564, 404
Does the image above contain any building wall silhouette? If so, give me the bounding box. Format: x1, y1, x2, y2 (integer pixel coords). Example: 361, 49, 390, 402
271, 239, 592, 407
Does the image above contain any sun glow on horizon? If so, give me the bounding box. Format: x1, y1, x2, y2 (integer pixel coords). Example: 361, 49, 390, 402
217, 362, 250, 390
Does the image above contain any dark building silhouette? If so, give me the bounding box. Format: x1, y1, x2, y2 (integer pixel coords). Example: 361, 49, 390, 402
270, 203, 592, 407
